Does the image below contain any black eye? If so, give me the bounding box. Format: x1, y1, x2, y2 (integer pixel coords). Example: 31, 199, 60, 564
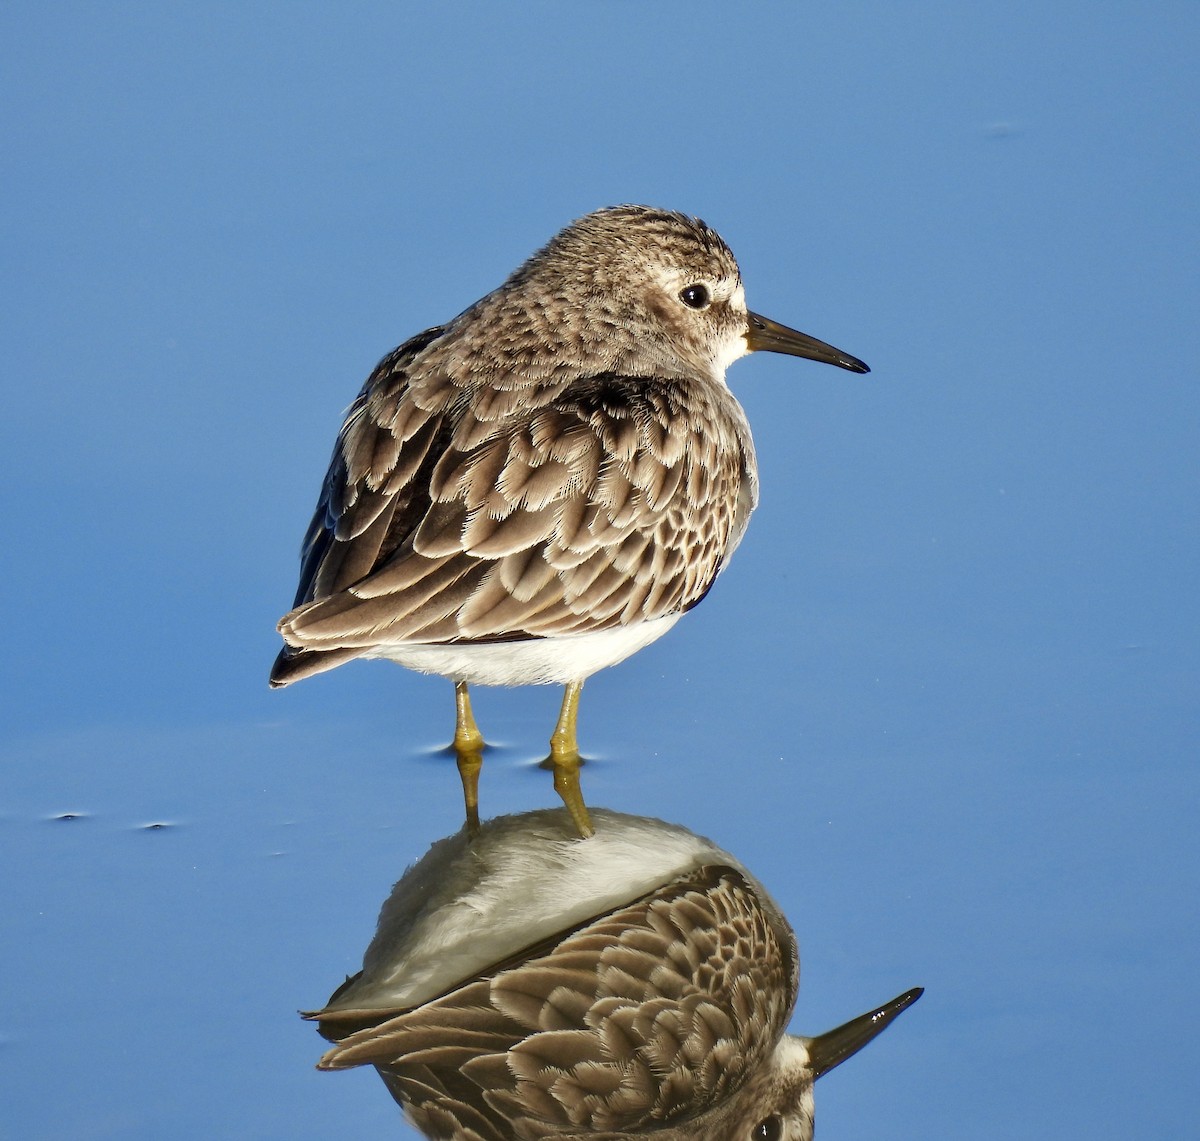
679, 283, 711, 310
752, 1116, 783, 1141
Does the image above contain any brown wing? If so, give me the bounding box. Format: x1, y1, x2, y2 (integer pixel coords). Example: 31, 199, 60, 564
276, 366, 752, 662
316, 866, 797, 1138
286, 326, 450, 611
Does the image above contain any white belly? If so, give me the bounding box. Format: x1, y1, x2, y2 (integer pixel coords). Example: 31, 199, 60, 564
361, 614, 682, 687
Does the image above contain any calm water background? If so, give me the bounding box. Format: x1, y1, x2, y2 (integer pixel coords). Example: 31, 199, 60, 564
3, 4, 1196, 1137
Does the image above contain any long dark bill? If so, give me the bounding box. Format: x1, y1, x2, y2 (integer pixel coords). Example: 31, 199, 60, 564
808, 986, 924, 1080
746, 311, 870, 374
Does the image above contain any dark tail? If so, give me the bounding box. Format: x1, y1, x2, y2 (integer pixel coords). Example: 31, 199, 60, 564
269, 645, 362, 688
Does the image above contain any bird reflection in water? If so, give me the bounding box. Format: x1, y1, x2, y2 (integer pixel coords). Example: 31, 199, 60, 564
307, 810, 920, 1139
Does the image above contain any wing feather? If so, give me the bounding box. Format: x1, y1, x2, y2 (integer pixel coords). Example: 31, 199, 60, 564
284, 328, 446, 610
278, 369, 754, 656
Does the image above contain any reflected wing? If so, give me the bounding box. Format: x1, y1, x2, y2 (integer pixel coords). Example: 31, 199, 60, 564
317, 866, 796, 1137
277, 370, 749, 662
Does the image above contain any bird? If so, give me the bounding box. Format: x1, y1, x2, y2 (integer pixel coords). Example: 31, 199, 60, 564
270, 206, 869, 837
308, 809, 921, 1141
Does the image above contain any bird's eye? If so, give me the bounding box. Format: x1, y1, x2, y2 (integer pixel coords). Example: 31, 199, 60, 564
679, 284, 711, 310
751, 1116, 783, 1141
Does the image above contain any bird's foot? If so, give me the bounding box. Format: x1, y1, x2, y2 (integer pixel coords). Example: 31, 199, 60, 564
549, 745, 595, 839
453, 681, 485, 835
455, 744, 483, 837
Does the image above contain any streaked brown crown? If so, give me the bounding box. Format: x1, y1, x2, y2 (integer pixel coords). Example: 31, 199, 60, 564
442, 205, 748, 386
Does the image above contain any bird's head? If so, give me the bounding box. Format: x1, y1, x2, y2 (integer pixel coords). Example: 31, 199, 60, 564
684, 987, 923, 1141
486, 205, 869, 385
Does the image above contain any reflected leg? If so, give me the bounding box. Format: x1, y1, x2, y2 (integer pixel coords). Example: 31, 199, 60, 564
549, 679, 594, 839
453, 681, 484, 834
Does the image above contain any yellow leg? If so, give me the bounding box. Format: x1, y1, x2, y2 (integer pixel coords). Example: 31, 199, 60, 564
549, 680, 594, 838
453, 681, 484, 835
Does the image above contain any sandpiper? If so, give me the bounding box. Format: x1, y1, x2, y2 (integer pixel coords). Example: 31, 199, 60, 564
310, 809, 920, 1140
271, 206, 868, 836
